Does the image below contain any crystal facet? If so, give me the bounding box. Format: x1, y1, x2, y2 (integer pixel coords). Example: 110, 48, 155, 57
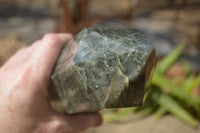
51, 27, 156, 114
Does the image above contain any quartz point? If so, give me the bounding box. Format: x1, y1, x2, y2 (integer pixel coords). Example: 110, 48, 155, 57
51, 27, 156, 114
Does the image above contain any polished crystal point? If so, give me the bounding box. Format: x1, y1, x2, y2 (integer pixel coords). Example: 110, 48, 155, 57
51, 27, 156, 114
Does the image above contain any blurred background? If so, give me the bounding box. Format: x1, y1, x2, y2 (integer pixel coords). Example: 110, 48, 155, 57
0, 0, 200, 133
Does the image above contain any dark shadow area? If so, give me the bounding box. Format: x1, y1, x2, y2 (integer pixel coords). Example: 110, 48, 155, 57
0, 4, 50, 19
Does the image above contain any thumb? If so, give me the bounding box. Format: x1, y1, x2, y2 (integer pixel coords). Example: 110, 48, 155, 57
49, 112, 102, 133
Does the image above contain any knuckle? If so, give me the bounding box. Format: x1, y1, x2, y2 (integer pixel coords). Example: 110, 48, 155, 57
19, 65, 33, 80
8, 65, 33, 89
19, 61, 38, 79
43, 33, 60, 47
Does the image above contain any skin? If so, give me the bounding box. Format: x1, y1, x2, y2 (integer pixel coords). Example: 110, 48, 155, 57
0, 33, 102, 133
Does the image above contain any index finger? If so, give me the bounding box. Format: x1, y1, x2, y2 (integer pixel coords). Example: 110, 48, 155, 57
31, 33, 73, 79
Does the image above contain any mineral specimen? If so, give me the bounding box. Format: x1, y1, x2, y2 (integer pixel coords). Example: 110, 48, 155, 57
51, 27, 156, 114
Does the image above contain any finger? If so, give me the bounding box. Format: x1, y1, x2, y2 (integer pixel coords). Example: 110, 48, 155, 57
2, 40, 40, 69
66, 112, 103, 130
31, 33, 72, 79
1, 42, 41, 77
51, 112, 102, 133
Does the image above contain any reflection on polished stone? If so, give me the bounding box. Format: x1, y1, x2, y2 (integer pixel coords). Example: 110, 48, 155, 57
51, 27, 156, 114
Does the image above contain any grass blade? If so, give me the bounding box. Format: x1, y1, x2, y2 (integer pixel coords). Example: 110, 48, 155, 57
152, 74, 200, 112
156, 44, 185, 74
182, 60, 192, 76
152, 92, 198, 127
154, 107, 167, 119
184, 75, 200, 94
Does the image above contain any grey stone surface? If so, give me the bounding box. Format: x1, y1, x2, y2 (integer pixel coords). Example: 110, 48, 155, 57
51, 27, 156, 114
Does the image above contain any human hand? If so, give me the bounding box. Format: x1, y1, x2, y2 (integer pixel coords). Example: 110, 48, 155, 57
0, 33, 102, 133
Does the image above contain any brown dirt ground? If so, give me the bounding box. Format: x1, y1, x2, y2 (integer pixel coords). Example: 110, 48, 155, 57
83, 113, 200, 133
0, 37, 26, 66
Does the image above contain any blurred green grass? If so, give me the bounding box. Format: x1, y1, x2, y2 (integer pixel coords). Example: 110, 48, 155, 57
101, 44, 200, 127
